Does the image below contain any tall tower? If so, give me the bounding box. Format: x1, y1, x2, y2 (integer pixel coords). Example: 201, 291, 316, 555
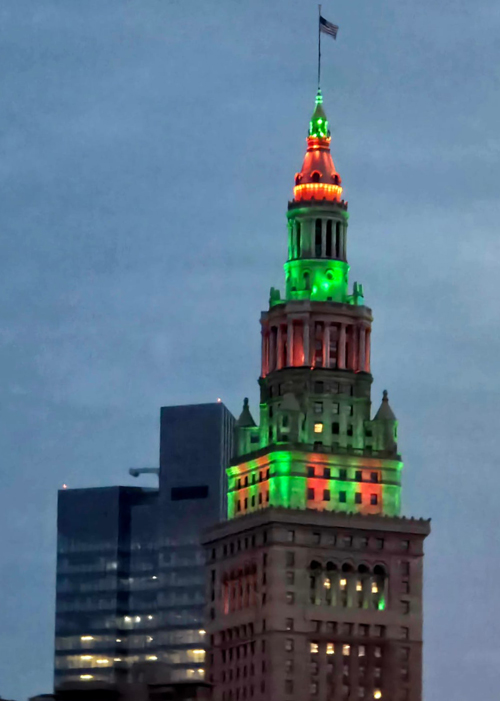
203, 91, 430, 701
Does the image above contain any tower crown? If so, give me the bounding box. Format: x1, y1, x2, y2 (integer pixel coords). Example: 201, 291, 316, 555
294, 90, 343, 203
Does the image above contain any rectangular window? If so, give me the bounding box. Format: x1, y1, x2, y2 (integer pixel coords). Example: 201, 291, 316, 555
307, 488, 315, 500
313, 532, 321, 544
326, 622, 337, 634
376, 538, 385, 550
355, 493, 362, 504
348, 405, 354, 416
370, 494, 378, 505
310, 682, 318, 695
342, 644, 350, 656
313, 620, 322, 632
286, 552, 295, 567
332, 403, 339, 414
285, 638, 294, 652
286, 571, 295, 585
339, 468, 347, 480
332, 422, 340, 435
286, 618, 294, 630
402, 581, 410, 594
355, 470, 362, 481
326, 642, 335, 655
314, 402, 323, 414
401, 561, 410, 575
171, 485, 209, 501
359, 624, 369, 637
286, 592, 295, 604
310, 642, 319, 654
401, 540, 410, 551
358, 645, 366, 657
374, 626, 386, 638
401, 601, 410, 614
347, 425, 353, 437
323, 489, 331, 501
285, 680, 293, 694
324, 467, 331, 478
308, 466, 315, 477
314, 422, 324, 433
339, 491, 347, 503
401, 627, 409, 640
285, 659, 294, 673
314, 381, 324, 394
287, 530, 295, 542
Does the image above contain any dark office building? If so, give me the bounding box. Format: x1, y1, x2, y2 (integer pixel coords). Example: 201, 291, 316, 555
54, 403, 234, 688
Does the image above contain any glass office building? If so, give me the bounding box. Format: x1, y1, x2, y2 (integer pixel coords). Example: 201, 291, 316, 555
54, 402, 234, 687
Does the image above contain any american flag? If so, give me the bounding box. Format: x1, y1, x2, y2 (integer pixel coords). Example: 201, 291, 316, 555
320, 16, 339, 40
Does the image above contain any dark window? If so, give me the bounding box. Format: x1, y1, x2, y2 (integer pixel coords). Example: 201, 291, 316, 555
335, 222, 341, 257
308, 487, 315, 500
326, 220, 333, 257
237, 500, 241, 512
355, 493, 362, 504
251, 495, 256, 507
401, 627, 409, 640
315, 219, 322, 256
313, 532, 321, 544
365, 429, 372, 438
285, 680, 293, 694
286, 571, 295, 584
401, 561, 410, 575
324, 467, 331, 478
314, 381, 324, 394
402, 581, 410, 594
296, 222, 301, 256
355, 470, 362, 481
171, 485, 209, 501
401, 540, 410, 551
286, 592, 294, 604
347, 425, 353, 437
308, 466, 315, 477
244, 497, 248, 509
370, 494, 378, 506
371, 472, 379, 483
287, 530, 295, 542
286, 552, 295, 567
332, 422, 340, 435
339, 469, 347, 480
359, 624, 369, 637
323, 489, 331, 501
401, 601, 410, 614
339, 491, 347, 503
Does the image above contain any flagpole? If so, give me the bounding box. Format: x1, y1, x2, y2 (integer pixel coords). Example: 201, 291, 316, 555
317, 4, 322, 90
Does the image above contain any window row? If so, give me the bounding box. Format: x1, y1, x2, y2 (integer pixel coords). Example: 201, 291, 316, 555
288, 219, 345, 260
285, 679, 383, 699
268, 380, 353, 398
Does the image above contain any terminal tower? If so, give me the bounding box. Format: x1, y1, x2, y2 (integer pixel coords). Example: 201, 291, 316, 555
203, 90, 430, 701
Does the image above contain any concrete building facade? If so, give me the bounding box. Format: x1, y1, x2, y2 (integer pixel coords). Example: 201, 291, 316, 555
203, 91, 430, 701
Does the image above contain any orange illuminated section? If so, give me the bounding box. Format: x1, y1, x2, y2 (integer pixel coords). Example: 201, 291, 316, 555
293, 181, 343, 202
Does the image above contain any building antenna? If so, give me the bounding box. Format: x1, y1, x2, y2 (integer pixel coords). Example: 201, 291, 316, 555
317, 4, 322, 90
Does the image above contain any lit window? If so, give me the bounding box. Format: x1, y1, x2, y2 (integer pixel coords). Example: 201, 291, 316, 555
356, 580, 363, 592
135, 616, 141, 623
359, 645, 366, 657
96, 659, 109, 665
147, 655, 158, 661
324, 579, 331, 589
310, 642, 319, 654
372, 582, 379, 594
116, 639, 121, 643
114, 658, 122, 662
80, 636, 93, 641
340, 578, 347, 589
326, 643, 335, 655
314, 422, 324, 433
342, 644, 350, 656
80, 675, 93, 680
374, 692, 382, 700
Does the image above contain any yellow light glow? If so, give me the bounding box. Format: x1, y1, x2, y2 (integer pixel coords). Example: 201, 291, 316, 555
293, 182, 343, 202
96, 659, 109, 665
80, 675, 93, 680
374, 692, 382, 699
199, 629, 206, 635
326, 643, 335, 655
310, 642, 319, 654
148, 615, 154, 620
340, 578, 347, 588
114, 658, 122, 662
135, 616, 141, 622
372, 583, 379, 594
116, 639, 122, 643
314, 422, 324, 433
324, 579, 331, 589
80, 655, 92, 660
343, 644, 350, 656
356, 581, 363, 592
147, 655, 158, 661
81, 636, 94, 641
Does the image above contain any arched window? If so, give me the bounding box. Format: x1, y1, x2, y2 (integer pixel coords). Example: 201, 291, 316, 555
315, 219, 322, 257
304, 272, 311, 291
311, 170, 321, 183
296, 222, 301, 257
372, 565, 387, 610
335, 222, 342, 258
309, 561, 322, 605
326, 220, 333, 257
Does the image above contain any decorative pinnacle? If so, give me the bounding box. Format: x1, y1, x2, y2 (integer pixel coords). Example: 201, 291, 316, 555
308, 89, 330, 139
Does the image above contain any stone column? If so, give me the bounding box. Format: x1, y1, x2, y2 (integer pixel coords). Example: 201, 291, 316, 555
287, 320, 294, 367
338, 324, 346, 369
365, 329, 371, 373
323, 324, 331, 368
269, 327, 276, 372
359, 327, 366, 373
277, 325, 283, 370
261, 330, 268, 377
303, 320, 310, 366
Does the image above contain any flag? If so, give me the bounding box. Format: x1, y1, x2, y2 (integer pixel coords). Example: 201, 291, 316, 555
320, 16, 339, 40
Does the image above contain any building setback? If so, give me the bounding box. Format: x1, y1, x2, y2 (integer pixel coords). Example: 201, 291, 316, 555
54, 402, 234, 688
203, 91, 430, 701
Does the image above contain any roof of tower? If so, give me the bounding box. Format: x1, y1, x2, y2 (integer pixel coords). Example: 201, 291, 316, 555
374, 390, 397, 421
294, 89, 343, 203
236, 398, 256, 428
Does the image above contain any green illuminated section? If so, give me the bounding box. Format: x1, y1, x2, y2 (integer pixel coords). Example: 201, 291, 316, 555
309, 90, 330, 139
285, 259, 349, 302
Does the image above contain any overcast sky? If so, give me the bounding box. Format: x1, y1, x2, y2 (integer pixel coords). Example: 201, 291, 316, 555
1, 0, 500, 698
